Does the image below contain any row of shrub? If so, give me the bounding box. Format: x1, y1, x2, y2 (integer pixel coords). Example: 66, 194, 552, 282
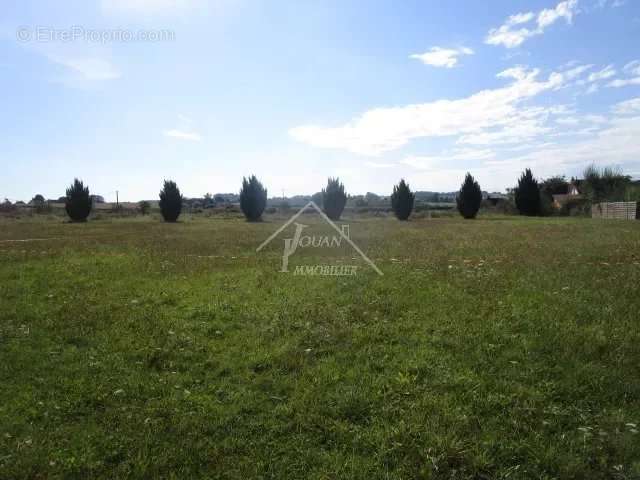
56, 165, 630, 223
59, 174, 478, 223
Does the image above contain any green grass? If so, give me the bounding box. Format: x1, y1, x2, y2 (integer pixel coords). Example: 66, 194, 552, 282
1, 213, 639, 479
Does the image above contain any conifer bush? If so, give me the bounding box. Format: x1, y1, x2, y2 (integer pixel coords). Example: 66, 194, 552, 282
139, 200, 151, 215
239, 175, 267, 221
322, 177, 347, 221
65, 178, 92, 222
515, 169, 541, 216
391, 179, 415, 220
311, 191, 323, 207
159, 180, 183, 222
456, 173, 482, 219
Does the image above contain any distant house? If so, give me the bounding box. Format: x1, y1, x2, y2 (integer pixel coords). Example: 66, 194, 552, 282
552, 193, 581, 208
552, 180, 582, 209
486, 193, 508, 206
213, 193, 239, 204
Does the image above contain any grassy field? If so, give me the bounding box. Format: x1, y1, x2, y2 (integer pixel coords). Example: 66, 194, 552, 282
1, 213, 639, 479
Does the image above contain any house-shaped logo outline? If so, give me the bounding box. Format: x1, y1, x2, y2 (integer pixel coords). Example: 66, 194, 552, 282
256, 201, 383, 276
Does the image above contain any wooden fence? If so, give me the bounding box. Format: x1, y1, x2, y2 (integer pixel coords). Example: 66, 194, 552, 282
592, 202, 639, 220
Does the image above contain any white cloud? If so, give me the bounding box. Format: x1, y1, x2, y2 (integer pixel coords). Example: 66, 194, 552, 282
410, 46, 474, 68
50, 57, 121, 81
613, 0, 627, 6
556, 116, 581, 125
364, 161, 396, 168
508, 12, 536, 25
11, 33, 120, 88
449, 148, 497, 160
483, 116, 640, 181
290, 65, 589, 156
496, 66, 530, 81
289, 60, 640, 189
584, 114, 607, 123
401, 156, 441, 170
556, 114, 606, 124
164, 129, 202, 141
588, 65, 616, 82
597, 0, 626, 7
458, 119, 552, 145
486, 0, 578, 48
163, 115, 202, 141
604, 61, 640, 87
612, 97, 640, 115
405, 115, 640, 190
506, 141, 557, 152
607, 77, 640, 88
585, 83, 599, 94
401, 149, 495, 170
577, 64, 614, 93
537, 0, 578, 28
623, 60, 640, 76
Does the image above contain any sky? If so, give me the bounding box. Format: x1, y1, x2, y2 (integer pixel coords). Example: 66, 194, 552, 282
1, 0, 640, 202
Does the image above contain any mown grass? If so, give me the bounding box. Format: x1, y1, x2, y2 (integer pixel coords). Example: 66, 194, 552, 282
1, 213, 639, 479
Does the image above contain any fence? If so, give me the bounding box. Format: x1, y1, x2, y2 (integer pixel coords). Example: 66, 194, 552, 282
591, 202, 639, 220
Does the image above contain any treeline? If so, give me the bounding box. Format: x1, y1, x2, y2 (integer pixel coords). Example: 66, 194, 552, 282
514, 165, 640, 217
32, 176, 413, 223
8, 172, 498, 222
3, 165, 638, 222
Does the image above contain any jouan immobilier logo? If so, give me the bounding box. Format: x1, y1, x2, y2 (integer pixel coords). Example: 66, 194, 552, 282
256, 201, 383, 276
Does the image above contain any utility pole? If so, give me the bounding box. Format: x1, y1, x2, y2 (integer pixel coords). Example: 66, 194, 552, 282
116, 190, 119, 207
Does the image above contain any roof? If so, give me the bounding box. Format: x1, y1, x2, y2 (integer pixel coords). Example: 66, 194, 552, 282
552, 193, 583, 204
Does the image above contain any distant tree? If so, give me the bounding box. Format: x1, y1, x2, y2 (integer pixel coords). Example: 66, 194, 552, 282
625, 183, 640, 203
65, 178, 92, 222
354, 196, 368, 207
311, 191, 323, 207
365, 192, 381, 205
322, 177, 347, 220
456, 173, 482, 219
515, 169, 541, 216
279, 199, 291, 212
139, 200, 151, 215
582, 165, 630, 203
30, 194, 45, 205
540, 176, 569, 196
159, 180, 183, 222
538, 175, 569, 216
239, 175, 267, 221
391, 179, 415, 220
30, 193, 51, 214
213, 194, 226, 204
0, 198, 16, 213
203, 193, 215, 208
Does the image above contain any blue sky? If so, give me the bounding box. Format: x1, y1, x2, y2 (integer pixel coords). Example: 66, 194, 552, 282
1, 0, 640, 201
